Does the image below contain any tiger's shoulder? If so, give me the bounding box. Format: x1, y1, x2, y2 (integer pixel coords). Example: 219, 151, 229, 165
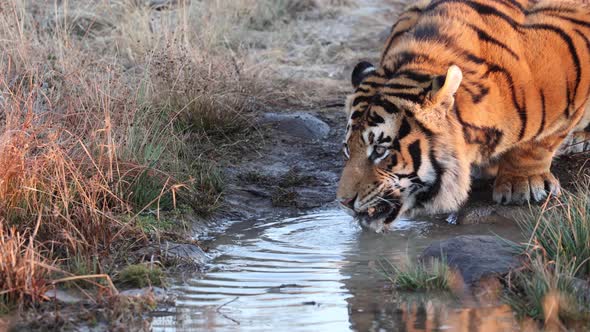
380, 0, 430, 65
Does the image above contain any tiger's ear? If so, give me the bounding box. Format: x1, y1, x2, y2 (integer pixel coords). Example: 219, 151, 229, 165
428, 65, 463, 107
351, 61, 376, 88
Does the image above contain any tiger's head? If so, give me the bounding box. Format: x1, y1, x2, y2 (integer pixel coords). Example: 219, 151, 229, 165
337, 61, 471, 232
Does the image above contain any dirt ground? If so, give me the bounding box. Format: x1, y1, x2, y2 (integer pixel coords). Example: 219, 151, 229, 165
219, 0, 403, 220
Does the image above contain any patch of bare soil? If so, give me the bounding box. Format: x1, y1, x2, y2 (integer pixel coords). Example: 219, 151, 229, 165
220, 0, 405, 220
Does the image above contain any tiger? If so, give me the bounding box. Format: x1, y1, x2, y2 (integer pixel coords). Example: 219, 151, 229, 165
337, 0, 590, 232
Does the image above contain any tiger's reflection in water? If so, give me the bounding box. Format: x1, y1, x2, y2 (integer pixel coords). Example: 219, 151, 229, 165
347, 298, 519, 332
339, 232, 521, 332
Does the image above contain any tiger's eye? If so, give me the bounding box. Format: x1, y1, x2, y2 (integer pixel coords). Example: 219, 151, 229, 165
374, 146, 387, 156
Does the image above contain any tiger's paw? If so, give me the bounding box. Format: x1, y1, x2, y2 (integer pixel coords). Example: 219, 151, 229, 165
493, 172, 561, 205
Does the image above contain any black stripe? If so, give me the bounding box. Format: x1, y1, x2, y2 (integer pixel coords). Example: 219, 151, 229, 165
362, 79, 430, 90
352, 95, 371, 107
405, 7, 422, 14
390, 16, 412, 32
386, 51, 437, 72
426, 0, 520, 29
413, 23, 442, 41
575, 29, 590, 99
387, 154, 398, 168
536, 90, 546, 137
565, 84, 571, 118
398, 118, 412, 140
527, 7, 577, 15
373, 96, 401, 114
414, 118, 434, 137
492, 0, 525, 12
525, 24, 581, 104
379, 134, 392, 144
542, 13, 590, 29
455, 104, 503, 156
388, 92, 425, 104
409, 31, 487, 69
383, 83, 426, 90
382, 29, 412, 60
391, 139, 401, 151
367, 110, 385, 126
461, 81, 491, 104
471, 82, 490, 104
400, 172, 424, 186
394, 70, 434, 84
350, 110, 364, 119
361, 81, 387, 89
519, 88, 528, 139
414, 148, 444, 207
461, 84, 478, 102
484, 64, 527, 140
408, 140, 422, 171
464, 23, 520, 60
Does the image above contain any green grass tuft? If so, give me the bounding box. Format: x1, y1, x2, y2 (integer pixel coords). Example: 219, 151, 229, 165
117, 264, 165, 289
506, 179, 590, 323
380, 257, 452, 292
505, 256, 590, 321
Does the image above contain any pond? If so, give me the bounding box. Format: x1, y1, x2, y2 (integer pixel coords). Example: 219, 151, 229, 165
151, 210, 524, 331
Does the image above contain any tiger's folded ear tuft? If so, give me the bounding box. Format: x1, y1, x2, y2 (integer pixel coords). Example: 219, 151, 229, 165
351, 61, 376, 88
431, 65, 463, 103
419, 65, 463, 125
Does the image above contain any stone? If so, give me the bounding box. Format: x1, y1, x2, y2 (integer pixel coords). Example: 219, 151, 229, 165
161, 241, 210, 267
421, 235, 521, 286
572, 278, 590, 307
120, 287, 168, 302
259, 112, 331, 140
44, 289, 85, 304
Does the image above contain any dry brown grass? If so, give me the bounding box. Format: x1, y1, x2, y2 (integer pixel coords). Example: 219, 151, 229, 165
0, 219, 52, 311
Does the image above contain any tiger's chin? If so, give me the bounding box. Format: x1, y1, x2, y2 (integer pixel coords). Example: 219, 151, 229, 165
357, 202, 403, 233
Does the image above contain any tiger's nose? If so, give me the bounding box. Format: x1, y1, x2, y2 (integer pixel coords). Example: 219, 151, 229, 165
339, 194, 357, 210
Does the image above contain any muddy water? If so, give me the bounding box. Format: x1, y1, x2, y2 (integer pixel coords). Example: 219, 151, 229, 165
152, 210, 524, 331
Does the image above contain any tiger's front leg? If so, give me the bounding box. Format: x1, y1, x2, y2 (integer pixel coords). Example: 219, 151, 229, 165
493, 136, 564, 205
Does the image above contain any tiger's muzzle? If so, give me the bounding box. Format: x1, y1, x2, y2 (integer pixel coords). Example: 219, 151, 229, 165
339, 194, 403, 232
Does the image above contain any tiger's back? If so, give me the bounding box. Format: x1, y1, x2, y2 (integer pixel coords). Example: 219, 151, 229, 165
385, 0, 590, 155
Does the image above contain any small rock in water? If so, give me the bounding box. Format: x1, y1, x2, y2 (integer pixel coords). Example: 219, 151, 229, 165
446, 213, 458, 225
44, 289, 85, 304
120, 287, 169, 302
301, 301, 319, 306
160, 241, 210, 267
421, 235, 521, 286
